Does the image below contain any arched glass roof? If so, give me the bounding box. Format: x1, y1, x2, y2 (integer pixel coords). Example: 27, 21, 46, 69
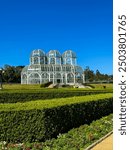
62, 50, 76, 58
30, 49, 45, 57
47, 50, 61, 57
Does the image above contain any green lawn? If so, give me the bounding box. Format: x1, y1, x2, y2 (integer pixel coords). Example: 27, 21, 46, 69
1, 83, 113, 93
90, 83, 113, 89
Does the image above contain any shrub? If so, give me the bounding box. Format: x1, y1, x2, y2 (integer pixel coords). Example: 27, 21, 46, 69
41, 114, 113, 150
0, 114, 113, 150
0, 94, 113, 143
0, 90, 112, 103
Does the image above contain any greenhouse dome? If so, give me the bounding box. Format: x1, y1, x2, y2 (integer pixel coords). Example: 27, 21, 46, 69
30, 49, 46, 65
62, 50, 77, 65
21, 49, 84, 85
47, 50, 61, 57
62, 50, 76, 58
30, 49, 45, 57
47, 50, 62, 65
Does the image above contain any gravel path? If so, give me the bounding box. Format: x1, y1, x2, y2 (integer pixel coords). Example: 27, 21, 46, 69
91, 134, 113, 150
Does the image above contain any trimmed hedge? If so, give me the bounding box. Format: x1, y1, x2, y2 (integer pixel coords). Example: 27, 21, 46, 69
0, 114, 113, 150
0, 94, 113, 143
0, 90, 112, 103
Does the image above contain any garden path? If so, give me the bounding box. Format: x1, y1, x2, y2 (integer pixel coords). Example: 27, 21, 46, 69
91, 134, 113, 150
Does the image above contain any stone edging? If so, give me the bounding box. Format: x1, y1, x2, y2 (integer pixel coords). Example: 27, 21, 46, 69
85, 131, 113, 150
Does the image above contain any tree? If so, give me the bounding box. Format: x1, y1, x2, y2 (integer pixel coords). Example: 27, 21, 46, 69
14, 66, 24, 83
84, 66, 95, 82
2, 65, 24, 83
95, 69, 102, 81
3, 65, 15, 83
84, 67, 113, 83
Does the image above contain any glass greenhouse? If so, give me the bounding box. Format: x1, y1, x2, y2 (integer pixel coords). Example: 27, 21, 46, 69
21, 49, 84, 84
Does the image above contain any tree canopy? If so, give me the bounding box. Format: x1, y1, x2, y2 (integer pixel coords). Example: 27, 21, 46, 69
84, 66, 113, 83
1, 65, 24, 83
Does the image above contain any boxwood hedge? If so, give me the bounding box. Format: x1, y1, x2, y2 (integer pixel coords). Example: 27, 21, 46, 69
0, 114, 113, 150
0, 89, 112, 103
0, 94, 113, 143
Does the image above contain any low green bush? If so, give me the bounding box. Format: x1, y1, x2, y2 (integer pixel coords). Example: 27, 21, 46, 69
0, 94, 113, 143
0, 114, 113, 150
0, 89, 112, 103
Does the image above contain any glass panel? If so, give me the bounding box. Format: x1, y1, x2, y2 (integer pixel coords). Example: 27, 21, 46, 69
49, 53, 55, 57
56, 58, 61, 64
50, 58, 55, 64
29, 73, 40, 84
34, 57, 39, 64
50, 74, 53, 78
72, 59, 75, 65
22, 74, 27, 79
66, 58, 71, 64
66, 53, 71, 57
42, 73, 49, 78
55, 73, 61, 78
40, 57, 44, 64
67, 73, 74, 83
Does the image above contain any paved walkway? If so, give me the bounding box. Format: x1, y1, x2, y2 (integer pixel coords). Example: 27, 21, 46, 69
91, 134, 113, 150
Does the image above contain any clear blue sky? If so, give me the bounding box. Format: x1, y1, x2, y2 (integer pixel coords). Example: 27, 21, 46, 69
0, 0, 113, 75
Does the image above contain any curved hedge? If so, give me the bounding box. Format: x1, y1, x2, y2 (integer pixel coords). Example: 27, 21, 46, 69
0, 94, 113, 143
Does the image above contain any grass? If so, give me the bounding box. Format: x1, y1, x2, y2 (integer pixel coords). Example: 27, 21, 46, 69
0, 93, 112, 111
90, 84, 113, 89
3, 84, 41, 90
0, 83, 113, 93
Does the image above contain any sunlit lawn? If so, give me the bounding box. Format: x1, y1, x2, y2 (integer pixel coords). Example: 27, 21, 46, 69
0, 83, 113, 93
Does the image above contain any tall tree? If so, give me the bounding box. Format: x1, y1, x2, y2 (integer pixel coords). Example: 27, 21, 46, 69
3, 65, 15, 83
95, 69, 102, 81
2, 65, 24, 83
84, 66, 95, 82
